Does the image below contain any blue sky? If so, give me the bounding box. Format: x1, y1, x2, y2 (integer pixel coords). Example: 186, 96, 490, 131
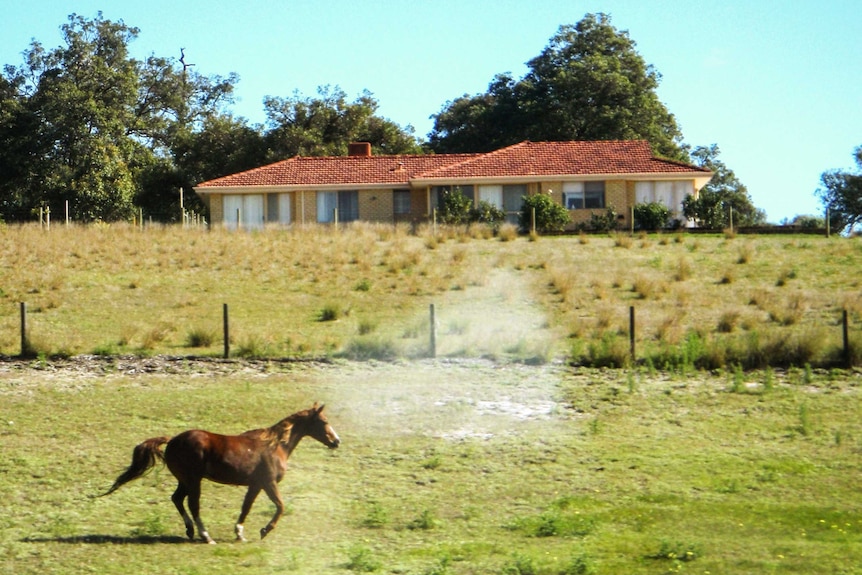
2, 0, 860, 223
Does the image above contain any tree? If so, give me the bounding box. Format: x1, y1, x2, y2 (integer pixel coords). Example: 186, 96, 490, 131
429, 13, 686, 160
683, 144, 766, 228
0, 13, 242, 222
263, 86, 421, 160
817, 145, 862, 234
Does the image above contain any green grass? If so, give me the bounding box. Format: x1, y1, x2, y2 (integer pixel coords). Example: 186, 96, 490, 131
1, 223, 862, 572
1, 361, 861, 574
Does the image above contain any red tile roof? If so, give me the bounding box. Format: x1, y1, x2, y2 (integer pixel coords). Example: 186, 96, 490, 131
415, 140, 710, 180
196, 153, 479, 188
195, 141, 709, 190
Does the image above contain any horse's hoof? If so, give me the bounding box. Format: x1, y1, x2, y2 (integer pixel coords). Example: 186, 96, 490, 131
260, 527, 270, 539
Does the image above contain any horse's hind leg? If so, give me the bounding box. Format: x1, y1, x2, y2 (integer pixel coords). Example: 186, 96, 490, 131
186, 481, 215, 544
171, 483, 195, 541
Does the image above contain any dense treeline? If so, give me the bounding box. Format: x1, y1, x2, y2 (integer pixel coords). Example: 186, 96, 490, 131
1, 12, 771, 225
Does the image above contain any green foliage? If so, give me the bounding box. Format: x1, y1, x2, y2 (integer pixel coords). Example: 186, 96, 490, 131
684, 144, 766, 228
519, 192, 570, 233
633, 202, 671, 231
263, 86, 421, 159
407, 509, 439, 530
648, 540, 702, 562
318, 302, 345, 322
185, 327, 216, 348
429, 13, 686, 160
470, 200, 506, 229
586, 206, 619, 232
360, 501, 389, 529
437, 187, 473, 225
817, 144, 862, 234
346, 545, 382, 572
0, 16, 419, 223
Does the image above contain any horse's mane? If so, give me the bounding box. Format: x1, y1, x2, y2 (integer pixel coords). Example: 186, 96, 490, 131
250, 409, 311, 447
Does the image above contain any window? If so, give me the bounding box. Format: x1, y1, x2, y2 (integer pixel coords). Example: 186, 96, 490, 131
503, 184, 526, 223
563, 182, 605, 209
635, 181, 693, 214
317, 191, 358, 223
266, 193, 292, 225
393, 189, 411, 215
223, 194, 265, 229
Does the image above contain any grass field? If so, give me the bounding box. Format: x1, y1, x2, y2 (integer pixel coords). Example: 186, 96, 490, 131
1, 223, 860, 367
1, 223, 861, 573
0, 359, 860, 574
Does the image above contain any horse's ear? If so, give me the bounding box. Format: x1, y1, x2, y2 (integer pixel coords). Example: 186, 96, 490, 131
313, 402, 325, 414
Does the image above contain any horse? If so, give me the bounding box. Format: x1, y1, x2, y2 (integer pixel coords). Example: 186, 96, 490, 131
99, 402, 340, 544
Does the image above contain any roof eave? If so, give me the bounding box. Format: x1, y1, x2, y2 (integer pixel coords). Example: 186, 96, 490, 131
411, 171, 715, 188
194, 182, 408, 194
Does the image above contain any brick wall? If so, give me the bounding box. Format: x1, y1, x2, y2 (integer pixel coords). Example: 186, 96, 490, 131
358, 189, 394, 223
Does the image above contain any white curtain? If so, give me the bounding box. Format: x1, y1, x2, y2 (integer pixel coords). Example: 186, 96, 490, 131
478, 185, 503, 209
278, 193, 292, 225
635, 181, 654, 204
222, 195, 264, 229
243, 195, 264, 229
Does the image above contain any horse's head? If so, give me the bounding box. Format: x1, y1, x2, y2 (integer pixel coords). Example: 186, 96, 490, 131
301, 402, 340, 449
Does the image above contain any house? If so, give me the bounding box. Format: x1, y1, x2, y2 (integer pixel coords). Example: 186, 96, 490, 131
193, 140, 713, 230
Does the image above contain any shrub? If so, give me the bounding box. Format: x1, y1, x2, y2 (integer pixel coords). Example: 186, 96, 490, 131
318, 302, 345, 322
587, 206, 619, 233
437, 187, 472, 225
634, 202, 672, 231
519, 192, 570, 233
572, 332, 631, 368
185, 328, 215, 348
470, 200, 506, 229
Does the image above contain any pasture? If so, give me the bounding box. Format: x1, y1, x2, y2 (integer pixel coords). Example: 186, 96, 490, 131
1, 223, 861, 573
0, 224, 859, 366
1, 358, 860, 574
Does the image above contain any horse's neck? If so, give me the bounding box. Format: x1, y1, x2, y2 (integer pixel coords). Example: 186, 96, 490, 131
267, 418, 306, 457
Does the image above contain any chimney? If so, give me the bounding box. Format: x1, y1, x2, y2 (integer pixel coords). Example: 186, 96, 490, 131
348, 142, 372, 157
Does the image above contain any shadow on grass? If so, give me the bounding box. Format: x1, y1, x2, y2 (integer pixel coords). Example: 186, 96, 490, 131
22, 534, 190, 545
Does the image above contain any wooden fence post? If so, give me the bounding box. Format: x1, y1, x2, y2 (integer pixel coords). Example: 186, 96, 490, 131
629, 305, 636, 362
429, 304, 437, 358
223, 303, 230, 359
20, 302, 29, 357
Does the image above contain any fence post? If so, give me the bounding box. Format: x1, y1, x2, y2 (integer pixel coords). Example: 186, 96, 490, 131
429, 304, 437, 358
20, 302, 29, 357
223, 303, 230, 359
843, 309, 850, 367
629, 305, 636, 362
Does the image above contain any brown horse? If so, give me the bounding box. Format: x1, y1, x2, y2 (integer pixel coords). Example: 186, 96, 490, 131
100, 402, 340, 543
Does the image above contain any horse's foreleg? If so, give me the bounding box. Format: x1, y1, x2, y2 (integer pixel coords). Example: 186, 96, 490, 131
235, 485, 262, 542
259, 482, 284, 539
171, 484, 195, 541
186, 481, 215, 544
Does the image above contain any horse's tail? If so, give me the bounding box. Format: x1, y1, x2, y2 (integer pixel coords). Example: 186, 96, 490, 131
97, 436, 170, 497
